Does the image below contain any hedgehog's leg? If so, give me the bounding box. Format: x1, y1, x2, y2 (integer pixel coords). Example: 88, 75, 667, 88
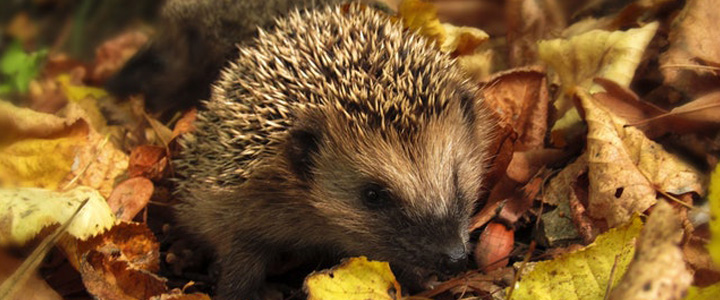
215, 240, 272, 300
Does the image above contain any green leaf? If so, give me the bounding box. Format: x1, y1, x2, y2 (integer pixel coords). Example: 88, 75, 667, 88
0, 41, 48, 95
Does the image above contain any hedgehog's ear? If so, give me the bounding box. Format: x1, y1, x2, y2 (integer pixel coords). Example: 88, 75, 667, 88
286, 120, 323, 181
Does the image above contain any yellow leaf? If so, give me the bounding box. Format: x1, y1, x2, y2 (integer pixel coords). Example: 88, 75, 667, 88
399, 0, 445, 46
57, 74, 109, 133
0, 101, 127, 197
0, 100, 72, 146
399, 0, 488, 55
304, 256, 401, 300
539, 22, 658, 144
0, 186, 116, 246
0, 106, 89, 190
685, 284, 720, 300
608, 202, 692, 300
510, 216, 643, 300
708, 163, 720, 266
579, 90, 703, 226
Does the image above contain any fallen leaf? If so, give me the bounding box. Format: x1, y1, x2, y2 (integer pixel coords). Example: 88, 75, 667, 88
57, 74, 110, 133
538, 22, 658, 145
128, 145, 168, 180
59, 222, 165, 300
505, 0, 566, 67
304, 256, 401, 300
171, 108, 197, 140
640, 91, 720, 125
660, 0, 720, 97
510, 216, 642, 300
709, 163, 720, 266
0, 251, 63, 300
0, 40, 47, 95
481, 67, 549, 151
685, 284, 720, 300
608, 201, 692, 300
80, 249, 167, 300
0, 100, 127, 196
0, 186, 115, 247
399, 0, 488, 55
150, 290, 211, 300
578, 90, 704, 226
107, 177, 154, 221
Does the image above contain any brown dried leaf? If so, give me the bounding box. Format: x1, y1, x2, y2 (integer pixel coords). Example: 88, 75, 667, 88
660, 0, 720, 96
578, 90, 704, 226
684, 230, 720, 286
171, 108, 197, 140
107, 177, 154, 221
481, 67, 549, 151
505, 0, 566, 67
80, 250, 167, 300
0, 251, 63, 300
62, 222, 160, 273
647, 91, 720, 124
150, 290, 211, 300
608, 201, 692, 300
128, 145, 168, 180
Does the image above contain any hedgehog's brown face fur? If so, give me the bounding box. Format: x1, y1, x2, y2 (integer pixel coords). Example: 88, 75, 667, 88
286, 88, 487, 281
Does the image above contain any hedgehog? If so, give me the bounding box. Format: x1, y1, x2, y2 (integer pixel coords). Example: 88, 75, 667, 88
174, 3, 493, 300
105, 0, 345, 115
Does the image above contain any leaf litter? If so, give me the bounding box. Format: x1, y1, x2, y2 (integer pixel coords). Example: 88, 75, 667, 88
1, 0, 720, 299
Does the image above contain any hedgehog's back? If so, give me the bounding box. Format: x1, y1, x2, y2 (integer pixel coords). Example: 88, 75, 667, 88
175, 4, 460, 201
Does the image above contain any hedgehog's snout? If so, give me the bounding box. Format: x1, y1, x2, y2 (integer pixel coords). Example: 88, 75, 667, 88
437, 242, 468, 276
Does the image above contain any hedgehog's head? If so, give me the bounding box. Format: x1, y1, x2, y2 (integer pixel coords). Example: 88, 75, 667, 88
284, 64, 491, 285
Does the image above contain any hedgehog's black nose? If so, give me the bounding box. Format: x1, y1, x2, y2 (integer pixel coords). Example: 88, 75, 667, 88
439, 244, 468, 276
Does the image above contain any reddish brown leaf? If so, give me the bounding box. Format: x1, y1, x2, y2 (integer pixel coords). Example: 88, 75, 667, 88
80, 250, 167, 300
481, 67, 550, 151
128, 145, 168, 180
107, 177, 154, 221
660, 0, 720, 96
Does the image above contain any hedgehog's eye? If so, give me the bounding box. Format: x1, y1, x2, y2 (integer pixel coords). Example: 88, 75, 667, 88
362, 184, 392, 209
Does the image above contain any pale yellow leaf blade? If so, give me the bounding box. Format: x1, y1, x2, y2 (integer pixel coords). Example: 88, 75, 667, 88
304, 256, 401, 300
0, 186, 116, 246
510, 216, 643, 300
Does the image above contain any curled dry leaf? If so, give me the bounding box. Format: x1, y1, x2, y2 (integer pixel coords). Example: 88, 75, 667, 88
608, 201, 692, 300
80, 250, 167, 300
578, 90, 704, 226
660, 0, 720, 96
481, 67, 549, 151
150, 290, 211, 300
128, 145, 169, 180
61, 222, 165, 300
171, 108, 197, 140
107, 177, 154, 221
